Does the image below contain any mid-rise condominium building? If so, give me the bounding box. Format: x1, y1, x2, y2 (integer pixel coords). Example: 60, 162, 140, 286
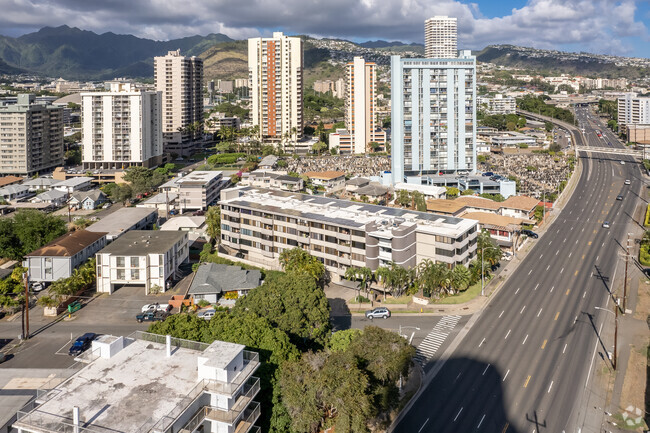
390, 52, 477, 182
477, 94, 516, 115
13, 332, 261, 433
618, 93, 650, 128
159, 170, 227, 211
329, 57, 386, 154
425, 16, 458, 58
219, 187, 478, 281
154, 49, 204, 156
81, 81, 163, 170
0, 94, 63, 175
248, 32, 303, 147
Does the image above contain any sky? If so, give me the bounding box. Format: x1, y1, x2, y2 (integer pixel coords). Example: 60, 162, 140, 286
1, 0, 650, 57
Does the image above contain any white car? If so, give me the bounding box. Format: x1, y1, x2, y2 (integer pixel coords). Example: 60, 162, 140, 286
31, 282, 46, 292
141, 303, 170, 313
620, 160, 625, 165
602, 221, 610, 229
198, 309, 216, 320
625, 179, 631, 185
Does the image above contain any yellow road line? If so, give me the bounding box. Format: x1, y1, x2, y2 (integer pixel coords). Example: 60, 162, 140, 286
541, 339, 547, 349
566, 289, 570, 295
575, 270, 579, 276
554, 312, 559, 321
588, 241, 592, 245
524, 375, 531, 388
582, 255, 585, 260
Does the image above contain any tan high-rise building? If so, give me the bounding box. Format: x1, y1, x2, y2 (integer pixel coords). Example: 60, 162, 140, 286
81, 81, 163, 170
248, 32, 303, 147
0, 94, 63, 175
333, 57, 385, 154
154, 49, 203, 155
425, 16, 458, 58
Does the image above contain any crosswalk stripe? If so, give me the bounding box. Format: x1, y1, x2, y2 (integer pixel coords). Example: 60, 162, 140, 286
414, 315, 461, 366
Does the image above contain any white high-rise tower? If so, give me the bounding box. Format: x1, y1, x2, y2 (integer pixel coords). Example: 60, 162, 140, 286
425, 16, 458, 58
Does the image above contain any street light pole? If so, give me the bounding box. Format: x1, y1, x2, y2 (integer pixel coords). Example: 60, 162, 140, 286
596, 303, 618, 370
481, 245, 501, 297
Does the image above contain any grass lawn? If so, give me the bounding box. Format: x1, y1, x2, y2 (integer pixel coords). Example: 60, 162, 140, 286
382, 295, 412, 304
431, 279, 488, 305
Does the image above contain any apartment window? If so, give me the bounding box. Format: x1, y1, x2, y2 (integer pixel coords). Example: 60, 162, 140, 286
352, 241, 365, 250
130, 257, 139, 267
116, 257, 125, 267
131, 269, 140, 280
116, 269, 125, 280
352, 230, 365, 238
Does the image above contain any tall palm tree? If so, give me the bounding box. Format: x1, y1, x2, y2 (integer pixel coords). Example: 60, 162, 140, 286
450, 264, 471, 293
374, 266, 391, 301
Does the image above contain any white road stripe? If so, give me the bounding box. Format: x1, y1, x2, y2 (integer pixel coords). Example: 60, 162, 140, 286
454, 408, 463, 422
537, 308, 543, 317
520, 305, 526, 314
499, 310, 504, 318
477, 414, 486, 429
505, 329, 511, 339
479, 338, 485, 348
522, 334, 528, 345
482, 364, 490, 375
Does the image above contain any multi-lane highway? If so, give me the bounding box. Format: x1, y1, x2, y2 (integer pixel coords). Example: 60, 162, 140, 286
394, 107, 642, 432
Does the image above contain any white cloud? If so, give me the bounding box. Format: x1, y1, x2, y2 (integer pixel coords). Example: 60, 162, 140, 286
0, 0, 646, 55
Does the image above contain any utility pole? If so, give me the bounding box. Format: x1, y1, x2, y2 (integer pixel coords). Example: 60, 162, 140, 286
624, 233, 630, 312
22, 272, 29, 340
614, 299, 619, 370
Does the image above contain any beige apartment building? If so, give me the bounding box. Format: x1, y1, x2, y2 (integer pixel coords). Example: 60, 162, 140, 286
330, 57, 386, 154
0, 94, 63, 175
425, 16, 458, 58
159, 170, 226, 211
219, 187, 478, 281
248, 32, 303, 147
154, 50, 204, 156
81, 81, 163, 169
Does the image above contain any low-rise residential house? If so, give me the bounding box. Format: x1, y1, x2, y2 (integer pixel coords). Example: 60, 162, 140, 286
24, 230, 107, 282
12, 332, 261, 433
500, 195, 540, 220
426, 199, 467, 217
160, 216, 207, 241
137, 192, 178, 212
454, 196, 503, 214
95, 230, 189, 294
53, 176, 93, 194
461, 212, 527, 251
22, 177, 61, 192
189, 263, 263, 303
304, 171, 346, 193
345, 177, 371, 193
31, 189, 68, 206
258, 155, 278, 170
353, 183, 390, 202
86, 207, 158, 241
160, 171, 227, 211
240, 171, 303, 192
394, 182, 446, 200
0, 175, 23, 188
68, 189, 107, 210
0, 184, 31, 201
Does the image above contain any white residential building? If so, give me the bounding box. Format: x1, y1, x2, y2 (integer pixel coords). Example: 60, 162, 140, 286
425, 16, 458, 58
159, 171, 227, 211
13, 332, 261, 433
477, 94, 517, 115
95, 231, 189, 294
81, 81, 163, 169
248, 32, 303, 147
618, 93, 650, 128
390, 52, 477, 182
154, 50, 204, 156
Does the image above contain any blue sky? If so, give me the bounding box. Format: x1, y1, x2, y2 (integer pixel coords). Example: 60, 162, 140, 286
1, 0, 649, 57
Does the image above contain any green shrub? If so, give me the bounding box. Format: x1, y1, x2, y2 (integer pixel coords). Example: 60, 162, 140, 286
645, 204, 650, 227
640, 244, 650, 266
519, 143, 529, 149
197, 299, 211, 308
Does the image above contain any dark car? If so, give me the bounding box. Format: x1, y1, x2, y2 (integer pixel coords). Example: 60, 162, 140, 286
69, 333, 96, 356
521, 229, 539, 239
136, 311, 170, 323
482, 172, 494, 177
616, 195, 623, 201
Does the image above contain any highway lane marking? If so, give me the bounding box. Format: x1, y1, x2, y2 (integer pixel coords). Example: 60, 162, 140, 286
522, 334, 528, 345
501, 423, 509, 433
534, 283, 539, 291
453, 408, 463, 422
588, 240, 592, 245
418, 418, 430, 432
556, 250, 559, 255
505, 329, 511, 339
477, 414, 486, 429
563, 343, 567, 354
515, 288, 520, 295
546, 265, 550, 271
581, 227, 584, 232
583, 291, 587, 298
520, 305, 526, 314
548, 381, 554, 393
537, 308, 543, 317
585, 323, 605, 387
566, 289, 570, 295
602, 242, 605, 247
582, 254, 585, 260
574, 315, 578, 324
454, 372, 462, 382
576, 239, 579, 244
569, 252, 572, 258
550, 286, 555, 293
524, 375, 531, 388
528, 269, 532, 275
560, 267, 564, 274
539, 253, 543, 259
482, 364, 490, 375
479, 337, 485, 347
499, 310, 504, 318
596, 255, 599, 261
554, 312, 560, 321
549, 240, 552, 245
563, 238, 566, 243
541, 339, 547, 349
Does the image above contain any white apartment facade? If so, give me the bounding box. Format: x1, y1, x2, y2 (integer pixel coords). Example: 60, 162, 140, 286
13, 332, 261, 433
425, 16, 458, 58
477, 94, 516, 115
390, 52, 477, 182
248, 32, 303, 147
159, 170, 226, 211
96, 231, 189, 294
81, 81, 163, 170
618, 93, 650, 128
219, 187, 478, 281
0, 94, 64, 176
154, 50, 204, 156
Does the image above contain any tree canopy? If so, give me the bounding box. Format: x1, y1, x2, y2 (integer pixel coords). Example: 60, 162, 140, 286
278, 248, 326, 283
0, 210, 67, 260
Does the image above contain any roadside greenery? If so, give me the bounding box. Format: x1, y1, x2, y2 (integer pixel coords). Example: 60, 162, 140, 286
278, 248, 326, 283
0, 210, 67, 260
640, 230, 650, 266
517, 95, 575, 124
0, 266, 27, 309
37, 259, 96, 308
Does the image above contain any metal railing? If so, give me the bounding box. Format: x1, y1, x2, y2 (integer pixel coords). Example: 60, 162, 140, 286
131, 331, 211, 352
204, 350, 260, 397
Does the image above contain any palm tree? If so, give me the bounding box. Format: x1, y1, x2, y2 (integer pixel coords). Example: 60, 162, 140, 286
450, 264, 471, 293
374, 266, 391, 301
387, 262, 409, 297
345, 266, 373, 302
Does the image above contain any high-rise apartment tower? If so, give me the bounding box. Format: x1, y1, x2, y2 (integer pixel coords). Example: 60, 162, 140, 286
425, 16, 458, 58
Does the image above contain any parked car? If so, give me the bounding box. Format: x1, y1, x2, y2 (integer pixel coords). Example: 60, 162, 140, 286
365, 307, 391, 320
521, 229, 539, 239
69, 333, 96, 355
501, 252, 513, 261
482, 172, 494, 177
141, 303, 171, 313
624, 179, 631, 185
136, 311, 170, 323
31, 282, 45, 292
193, 210, 205, 216
602, 221, 610, 229
620, 160, 625, 165
198, 309, 216, 320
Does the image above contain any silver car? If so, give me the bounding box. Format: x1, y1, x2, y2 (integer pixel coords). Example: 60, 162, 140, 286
365, 307, 391, 320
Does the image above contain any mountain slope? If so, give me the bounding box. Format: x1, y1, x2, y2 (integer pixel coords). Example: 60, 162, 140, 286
0, 25, 233, 79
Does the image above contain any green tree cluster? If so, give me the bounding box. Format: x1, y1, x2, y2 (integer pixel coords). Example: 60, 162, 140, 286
38, 259, 96, 307
517, 95, 575, 124
0, 266, 27, 308
123, 166, 167, 196
278, 326, 414, 433
278, 248, 326, 283
0, 210, 67, 260
213, 102, 249, 119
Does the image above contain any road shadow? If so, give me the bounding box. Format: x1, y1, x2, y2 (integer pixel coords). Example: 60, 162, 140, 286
593, 264, 612, 297
582, 311, 614, 370
329, 298, 351, 331
393, 357, 527, 433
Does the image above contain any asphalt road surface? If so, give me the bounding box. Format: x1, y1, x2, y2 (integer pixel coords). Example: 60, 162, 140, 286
393, 107, 641, 433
